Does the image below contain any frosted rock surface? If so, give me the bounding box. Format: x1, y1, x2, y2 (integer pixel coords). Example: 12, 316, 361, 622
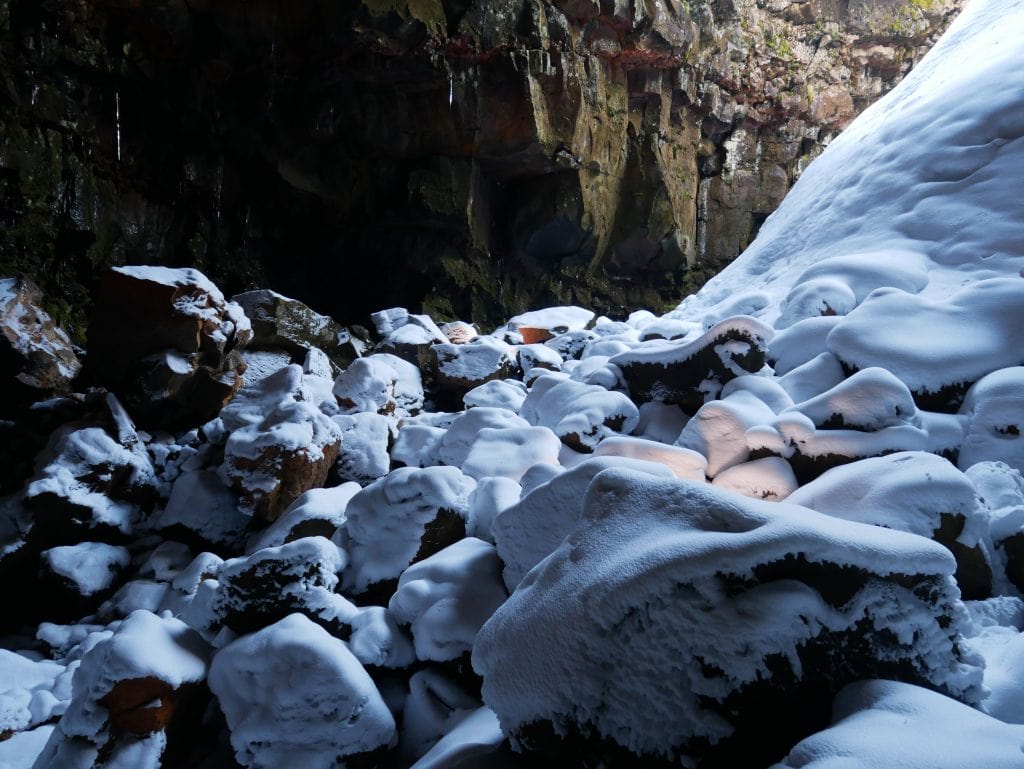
475, 472, 982, 765
209, 613, 395, 769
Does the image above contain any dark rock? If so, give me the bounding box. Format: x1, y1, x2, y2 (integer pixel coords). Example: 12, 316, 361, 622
0, 276, 81, 414
231, 289, 350, 371
84, 266, 252, 430
612, 316, 773, 411
0, 0, 962, 333
474, 472, 983, 768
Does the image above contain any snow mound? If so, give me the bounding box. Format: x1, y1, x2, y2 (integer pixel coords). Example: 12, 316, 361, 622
342, 466, 476, 595
209, 613, 395, 769
519, 375, 639, 453
675, 0, 1024, 326
388, 537, 507, 662
771, 680, 1024, 769
475, 472, 982, 766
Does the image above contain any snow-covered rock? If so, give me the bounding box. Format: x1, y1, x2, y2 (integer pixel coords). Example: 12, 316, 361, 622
460, 426, 562, 482
591, 435, 707, 481
84, 265, 252, 428
475, 472, 983, 767
232, 288, 348, 369
245, 482, 360, 554
676, 390, 776, 477
183, 536, 351, 638
333, 353, 424, 416
771, 680, 1024, 769
26, 422, 156, 544
219, 364, 342, 521
150, 469, 248, 552
429, 337, 518, 395
958, 367, 1024, 475
36, 610, 210, 767
519, 374, 639, 452
787, 452, 993, 599
611, 316, 773, 411
0, 276, 81, 402
389, 537, 507, 662
505, 306, 595, 343
331, 411, 393, 484
209, 613, 396, 769
342, 466, 476, 597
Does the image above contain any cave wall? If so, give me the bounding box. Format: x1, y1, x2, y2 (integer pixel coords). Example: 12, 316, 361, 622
0, 0, 960, 333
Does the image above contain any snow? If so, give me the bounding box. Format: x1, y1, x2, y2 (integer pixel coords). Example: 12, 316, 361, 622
40, 543, 131, 596
57, 610, 209, 740
519, 374, 639, 452
767, 316, 842, 376
476, 472, 982, 761
958, 367, 1024, 474
208, 613, 396, 769
388, 537, 507, 662
438, 408, 529, 468
492, 458, 675, 590
342, 466, 475, 594
0, 725, 53, 769
506, 306, 594, 335
675, 0, 1024, 326
592, 435, 707, 482
333, 353, 424, 416
152, 469, 247, 549
398, 670, 481, 762
462, 379, 528, 412
391, 423, 446, 468
826, 279, 1024, 395
771, 680, 1024, 769
431, 337, 515, 384
0, 651, 70, 736
460, 426, 562, 482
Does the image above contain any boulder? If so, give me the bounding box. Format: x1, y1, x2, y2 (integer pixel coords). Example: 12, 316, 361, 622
788, 452, 993, 599
35, 610, 210, 768
389, 537, 507, 663
209, 613, 396, 769
231, 289, 349, 370
475, 472, 983, 768
519, 374, 639, 453
183, 536, 353, 638
342, 466, 476, 600
429, 337, 519, 397
0, 276, 80, 412
612, 316, 773, 411
25, 413, 157, 547
219, 364, 342, 522
334, 353, 424, 417
84, 266, 252, 429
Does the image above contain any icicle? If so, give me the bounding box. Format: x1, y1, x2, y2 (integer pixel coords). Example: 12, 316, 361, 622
449, 73, 454, 108
114, 90, 122, 162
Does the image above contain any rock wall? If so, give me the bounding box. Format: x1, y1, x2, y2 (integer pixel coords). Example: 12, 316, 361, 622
0, 0, 960, 333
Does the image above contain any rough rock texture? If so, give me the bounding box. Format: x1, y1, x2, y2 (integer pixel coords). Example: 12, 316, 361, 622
475, 471, 983, 768
0, 0, 960, 332
84, 266, 252, 429
0, 276, 81, 413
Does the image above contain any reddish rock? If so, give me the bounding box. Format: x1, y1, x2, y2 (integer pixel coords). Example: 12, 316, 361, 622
84, 266, 252, 429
